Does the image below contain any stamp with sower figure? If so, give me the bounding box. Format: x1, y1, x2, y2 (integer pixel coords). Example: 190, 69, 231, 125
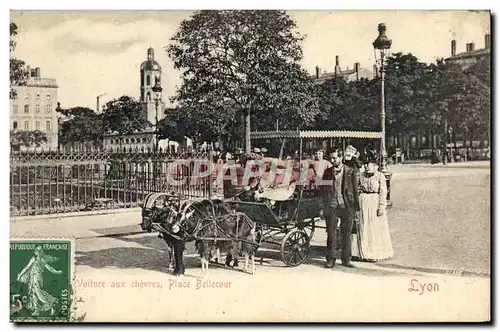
10, 239, 75, 322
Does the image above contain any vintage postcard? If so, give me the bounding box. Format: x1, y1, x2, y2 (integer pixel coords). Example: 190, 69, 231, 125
9, 9, 491, 322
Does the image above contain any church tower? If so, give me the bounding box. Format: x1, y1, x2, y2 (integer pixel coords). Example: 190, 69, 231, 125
140, 47, 165, 125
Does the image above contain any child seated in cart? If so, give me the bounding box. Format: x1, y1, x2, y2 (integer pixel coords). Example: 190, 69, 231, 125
222, 151, 330, 203
254, 157, 298, 202
222, 154, 298, 201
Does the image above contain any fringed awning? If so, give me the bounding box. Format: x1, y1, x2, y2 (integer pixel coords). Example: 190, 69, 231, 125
250, 130, 383, 139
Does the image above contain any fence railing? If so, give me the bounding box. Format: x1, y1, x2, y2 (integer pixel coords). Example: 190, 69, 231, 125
10, 150, 214, 217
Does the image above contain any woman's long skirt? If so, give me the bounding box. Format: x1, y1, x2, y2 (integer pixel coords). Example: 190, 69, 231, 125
352, 193, 394, 261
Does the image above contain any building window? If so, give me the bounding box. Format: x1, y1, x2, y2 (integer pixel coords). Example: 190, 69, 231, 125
12, 105, 18, 114
24, 121, 29, 130
131, 138, 135, 143
147, 92, 151, 101
13, 121, 18, 130
46, 94, 51, 100
35, 121, 40, 130
45, 105, 51, 113
46, 120, 51, 131
24, 105, 29, 113
146, 75, 151, 86
125, 138, 130, 144
36, 104, 41, 113
36, 93, 40, 100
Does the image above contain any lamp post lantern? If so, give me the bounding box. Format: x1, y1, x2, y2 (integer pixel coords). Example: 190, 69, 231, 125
152, 77, 163, 151
373, 23, 393, 207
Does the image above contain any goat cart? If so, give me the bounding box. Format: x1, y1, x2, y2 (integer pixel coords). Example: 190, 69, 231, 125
219, 153, 325, 267
226, 191, 323, 267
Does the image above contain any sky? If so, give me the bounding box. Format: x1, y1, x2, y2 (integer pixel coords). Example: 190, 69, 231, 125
10, 10, 491, 110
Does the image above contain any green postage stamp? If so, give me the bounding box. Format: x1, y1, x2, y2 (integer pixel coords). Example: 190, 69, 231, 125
10, 239, 75, 322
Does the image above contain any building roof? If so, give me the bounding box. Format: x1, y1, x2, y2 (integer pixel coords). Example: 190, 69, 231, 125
311, 67, 373, 84
141, 47, 162, 71
445, 48, 491, 61
140, 59, 162, 71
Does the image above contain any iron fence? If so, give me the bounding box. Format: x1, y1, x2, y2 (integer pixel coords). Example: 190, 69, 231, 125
10, 149, 214, 217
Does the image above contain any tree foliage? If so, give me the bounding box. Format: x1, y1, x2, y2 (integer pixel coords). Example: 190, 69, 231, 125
101, 96, 151, 136
10, 130, 47, 148
167, 10, 319, 142
313, 51, 490, 148
10, 22, 29, 99
157, 110, 186, 142
431, 58, 490, 137
384, 52, 430, 137
315, 76, 380, 132
58, 107, 103, 145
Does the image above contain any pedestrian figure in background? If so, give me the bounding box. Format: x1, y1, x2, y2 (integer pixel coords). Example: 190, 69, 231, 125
253, 147, 262, 157
431, 149, 440, 164
351, 154, 394, 262
321, 149, 360, 268
307, 149, 331, 190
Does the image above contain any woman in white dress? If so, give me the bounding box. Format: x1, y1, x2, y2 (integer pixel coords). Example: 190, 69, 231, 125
351, 160, 394, 261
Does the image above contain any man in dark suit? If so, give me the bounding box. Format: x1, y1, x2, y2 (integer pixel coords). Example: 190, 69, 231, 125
321, 148, 360, 268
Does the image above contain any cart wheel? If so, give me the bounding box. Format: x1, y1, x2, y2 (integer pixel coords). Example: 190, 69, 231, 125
281, 229, 310, 267
298, 221, 315, 241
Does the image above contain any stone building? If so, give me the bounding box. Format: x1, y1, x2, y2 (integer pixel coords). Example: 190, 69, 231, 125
10, 66, 59, 150
311, 55, 374, 84
103, 47, 169, 152
140, 47, 166, 126
445, 34, 491, 70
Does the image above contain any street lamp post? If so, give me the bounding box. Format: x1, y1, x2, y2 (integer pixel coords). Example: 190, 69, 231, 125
373, 23, 393, 207
56, 102, 62, 152
448, 125, 453, 163
152, 78, 163, 151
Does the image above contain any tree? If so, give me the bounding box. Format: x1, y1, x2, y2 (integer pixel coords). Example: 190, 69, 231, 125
10, 130, 47, 149
58, 107, 103, 146
315, 76, 380, 131
464, 57, 490, 144
384, 53, 431, 140
167, 10, 319, 146
465, 56, 490, 88
157, 112, 186, 143
10, 22, 29, 99
431, 58, 490, 147
101, 96, 151, 136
